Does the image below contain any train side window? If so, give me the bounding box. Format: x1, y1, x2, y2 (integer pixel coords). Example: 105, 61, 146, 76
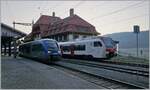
74, 45, 85, 51
94, 41, 102, 47
32, 44, 44, 52
22, 44, 30, 54
26, 45, 31, 53
62, 46, 70, 52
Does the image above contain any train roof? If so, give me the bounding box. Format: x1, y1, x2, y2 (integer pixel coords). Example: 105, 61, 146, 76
58, 38, 103, 45
20, 39, 56, 46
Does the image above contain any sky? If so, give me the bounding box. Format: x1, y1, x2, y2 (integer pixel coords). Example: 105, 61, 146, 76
1, 0, 149, 35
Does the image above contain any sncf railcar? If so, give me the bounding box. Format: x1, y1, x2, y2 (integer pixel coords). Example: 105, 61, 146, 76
19, 39, 61, 63
59, 38, 107, 59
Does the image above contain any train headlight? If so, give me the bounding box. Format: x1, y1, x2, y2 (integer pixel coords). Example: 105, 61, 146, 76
48, 50, 51, 53
58, 50, 61, 53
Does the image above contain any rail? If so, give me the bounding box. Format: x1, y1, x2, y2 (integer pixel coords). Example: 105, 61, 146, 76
54, 60, 149, 89
61, 59, 149, 77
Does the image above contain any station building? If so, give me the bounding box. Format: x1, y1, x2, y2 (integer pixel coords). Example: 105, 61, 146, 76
24, 8, 100, 42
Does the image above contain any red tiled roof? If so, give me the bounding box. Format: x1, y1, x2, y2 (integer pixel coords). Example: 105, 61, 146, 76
62, 15, 93, 27
35, 15, 61, 25
31, 14, 100, 38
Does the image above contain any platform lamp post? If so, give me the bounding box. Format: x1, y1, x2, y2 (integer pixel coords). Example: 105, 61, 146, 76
133, 25, 140, 57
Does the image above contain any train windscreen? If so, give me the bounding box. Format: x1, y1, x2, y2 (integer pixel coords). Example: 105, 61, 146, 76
101, 37, 115, 48
43, 40, 59, 50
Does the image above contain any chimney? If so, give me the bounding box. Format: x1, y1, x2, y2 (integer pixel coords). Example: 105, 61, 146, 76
70, 8, 74, 16
52, 12, 55, 17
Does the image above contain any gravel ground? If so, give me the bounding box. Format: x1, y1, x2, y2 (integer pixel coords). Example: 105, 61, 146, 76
109, 55, 149, 65
1, 56, 102, 89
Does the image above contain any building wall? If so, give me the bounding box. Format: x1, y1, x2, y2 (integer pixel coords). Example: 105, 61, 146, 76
32, 32, 96, 42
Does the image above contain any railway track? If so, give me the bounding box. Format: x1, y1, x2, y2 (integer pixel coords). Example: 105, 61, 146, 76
52, 65, 139, 89
63, 57, 149, 68
61, 59, 149, 77
54, 60, 149, 89
100, 60, 149, 68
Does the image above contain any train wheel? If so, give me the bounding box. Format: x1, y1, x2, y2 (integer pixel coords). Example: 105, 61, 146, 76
88, 55, 93, 60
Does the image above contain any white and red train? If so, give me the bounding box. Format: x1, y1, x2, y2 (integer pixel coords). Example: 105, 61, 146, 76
58, 36, 118, 59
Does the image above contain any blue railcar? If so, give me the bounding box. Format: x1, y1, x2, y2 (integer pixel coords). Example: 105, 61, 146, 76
19, 39, 61, 63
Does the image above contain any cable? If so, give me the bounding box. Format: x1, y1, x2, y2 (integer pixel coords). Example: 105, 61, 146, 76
59, 1, 86, 16
95, 14, 148, 35
74, 0, 86, 9
90, 1, 145, 21
102, 14, 148, 26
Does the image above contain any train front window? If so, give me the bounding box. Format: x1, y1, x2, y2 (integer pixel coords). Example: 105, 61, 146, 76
102, 38, 114, 48
44, 40, 59, 50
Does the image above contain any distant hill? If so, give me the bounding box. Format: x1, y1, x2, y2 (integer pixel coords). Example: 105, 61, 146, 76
103, 31, 149, 49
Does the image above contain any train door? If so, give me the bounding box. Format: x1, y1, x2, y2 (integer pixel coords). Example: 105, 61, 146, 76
92, 41, 105, 58
31, 43, 46, 59
70, 44, 74, 56
86, 42, 93, 55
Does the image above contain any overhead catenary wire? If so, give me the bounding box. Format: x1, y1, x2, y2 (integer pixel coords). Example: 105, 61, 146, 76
58, 0, 86, 17
89, 1, 145, 21
74, 0, 86, 9
101, 13, 149, 26
94, 13, 148, 35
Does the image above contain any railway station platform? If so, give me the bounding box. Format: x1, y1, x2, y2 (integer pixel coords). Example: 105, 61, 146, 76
1, 56, 101, 89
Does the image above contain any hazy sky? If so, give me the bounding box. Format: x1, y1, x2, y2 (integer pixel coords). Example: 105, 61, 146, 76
1, 0, 149, 35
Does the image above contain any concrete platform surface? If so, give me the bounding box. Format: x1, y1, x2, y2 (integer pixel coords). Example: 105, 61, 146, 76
1, 56, 102, 89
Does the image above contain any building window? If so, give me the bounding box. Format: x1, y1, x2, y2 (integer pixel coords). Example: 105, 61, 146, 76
55, 36, 58, 41
73, 35, 79, 39
83, 35, 87, 38
59, 36, 62, 41
64, 35, 67, 41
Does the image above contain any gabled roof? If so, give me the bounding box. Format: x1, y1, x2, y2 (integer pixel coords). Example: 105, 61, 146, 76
62, 14, 93, 27
32, 14, 100, 37
35, 15, 62, 25
33, 15, 62, 34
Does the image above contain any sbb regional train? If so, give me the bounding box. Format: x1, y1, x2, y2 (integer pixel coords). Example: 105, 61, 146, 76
59, 36, 117, 59
19, 39, 61, 63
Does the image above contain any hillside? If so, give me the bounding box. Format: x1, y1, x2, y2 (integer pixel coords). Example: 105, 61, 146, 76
103, 31, 149, 48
